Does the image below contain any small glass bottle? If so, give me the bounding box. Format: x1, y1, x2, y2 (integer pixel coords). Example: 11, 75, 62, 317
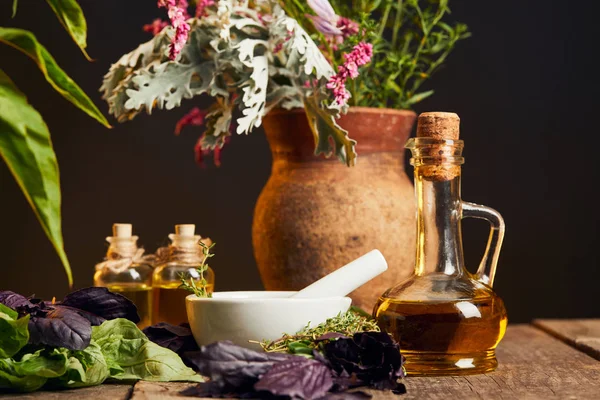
152, 224, 215, 325
94, 223, 154, 328
373, 112, 508, 376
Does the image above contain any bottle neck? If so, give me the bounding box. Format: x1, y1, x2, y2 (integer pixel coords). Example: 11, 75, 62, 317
106, 237, 139, 259
414, 167, 465, 277
167, 234, 203, 264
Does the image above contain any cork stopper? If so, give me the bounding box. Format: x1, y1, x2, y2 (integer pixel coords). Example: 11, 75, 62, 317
175, 224, 196, 237
416, 112, 460, 140
413, 112, 463, 181
112, 223, 132, 238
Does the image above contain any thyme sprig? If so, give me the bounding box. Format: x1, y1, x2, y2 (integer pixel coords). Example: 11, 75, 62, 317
254, 307, 380, 355
179, 241, 215, 298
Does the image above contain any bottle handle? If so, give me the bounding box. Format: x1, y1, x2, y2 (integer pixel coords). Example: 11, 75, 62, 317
461, 201, 505, 287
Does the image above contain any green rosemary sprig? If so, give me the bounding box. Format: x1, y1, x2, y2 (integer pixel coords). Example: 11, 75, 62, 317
179, 241, 215, 298
253, 307, 380, 355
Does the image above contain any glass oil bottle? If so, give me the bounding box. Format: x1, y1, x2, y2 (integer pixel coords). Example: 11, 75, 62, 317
152, 224, 215, 325
94, 223, 154, 328
373, 112, 508, 376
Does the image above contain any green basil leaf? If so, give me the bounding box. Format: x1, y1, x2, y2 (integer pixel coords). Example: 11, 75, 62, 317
45, 0, 91, 59
0, 28, 110, 128
12, 0, 18, 17
0, 70, 72, 285
92, 319, 204, 383
0, 304, 29, 358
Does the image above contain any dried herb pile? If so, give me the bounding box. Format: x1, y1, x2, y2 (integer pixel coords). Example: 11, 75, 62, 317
256, 307, 380, 354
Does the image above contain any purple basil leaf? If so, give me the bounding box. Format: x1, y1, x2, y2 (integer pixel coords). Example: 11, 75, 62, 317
61, 287, 140, 324
0, 291, 32, 310
143, 322, 198, 354
185, 341, 297, 390
28, 307, 92, 350
323, 332, 404, 392
254, 358, 333, 400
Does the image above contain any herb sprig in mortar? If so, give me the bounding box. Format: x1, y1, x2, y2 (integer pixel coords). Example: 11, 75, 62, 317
179, 241, 215, 298
254, 307, 380, 354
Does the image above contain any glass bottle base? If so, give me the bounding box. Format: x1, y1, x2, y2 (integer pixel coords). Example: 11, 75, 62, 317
403, 350, 498, 376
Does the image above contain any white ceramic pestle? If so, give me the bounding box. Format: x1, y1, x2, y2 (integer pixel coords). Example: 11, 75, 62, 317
291, 249, 388, 299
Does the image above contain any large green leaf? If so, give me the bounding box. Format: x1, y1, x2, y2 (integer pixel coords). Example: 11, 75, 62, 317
45, 0, 91, 60
0, 69, 72, 285
51, 341, 110, 388
0, 28, 110, 128
0, 304, 30, 359
92, 319, 204, 383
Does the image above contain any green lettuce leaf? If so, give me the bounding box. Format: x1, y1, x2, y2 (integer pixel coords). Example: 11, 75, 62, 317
92, 319, 204, 383
0, 304, 29, 359
0, 69, 72, 285
0, 28, 110, 128
0, 348, 69, 392
45, 0, 91, 60
11, 348, 69, 378
51, 341, 109, 388
0, 368, 47, 393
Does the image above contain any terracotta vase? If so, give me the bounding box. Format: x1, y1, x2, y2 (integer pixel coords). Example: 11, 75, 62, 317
252, 107, 417, 311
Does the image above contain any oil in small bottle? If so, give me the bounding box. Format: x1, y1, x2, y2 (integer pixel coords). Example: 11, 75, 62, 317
152, 224, 215, 325
94, 223, 154, 328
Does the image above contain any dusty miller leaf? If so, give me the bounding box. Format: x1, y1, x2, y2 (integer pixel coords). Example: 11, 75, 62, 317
236, 55, 268, 134
123, 27, 218, 116
304, 91, 357, 166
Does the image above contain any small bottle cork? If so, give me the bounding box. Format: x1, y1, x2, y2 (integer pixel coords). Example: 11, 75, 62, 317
416, 112, 460, 140
113, 223, 132, 238
415, 112, 461, 181
175, 224, 196, 236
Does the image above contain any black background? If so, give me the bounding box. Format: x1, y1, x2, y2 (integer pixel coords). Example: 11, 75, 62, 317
0, 1, 598, 323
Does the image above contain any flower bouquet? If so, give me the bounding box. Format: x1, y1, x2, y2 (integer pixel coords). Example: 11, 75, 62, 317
102, 0, 467, 166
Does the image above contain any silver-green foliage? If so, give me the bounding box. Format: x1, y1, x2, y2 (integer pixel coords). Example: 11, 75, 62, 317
101, 1, 357, 166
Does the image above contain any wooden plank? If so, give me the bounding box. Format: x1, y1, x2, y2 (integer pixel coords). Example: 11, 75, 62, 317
129, 325, 600, 400
533, 319, 600, 360
401, 325, 600, 399
0, 383, 132, 400
130, 382, 198, 400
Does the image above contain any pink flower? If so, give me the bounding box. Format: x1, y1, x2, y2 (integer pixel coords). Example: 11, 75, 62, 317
307, 0, 358, 43
143, 19, 169, 36
327, 42, 373, 106
337, 17, 359, 39
158, 0, 191, 60
195, 0, 215, 17
174, 107, 206, 135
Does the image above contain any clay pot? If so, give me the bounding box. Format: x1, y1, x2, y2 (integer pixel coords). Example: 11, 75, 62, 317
252, 107, 417, 311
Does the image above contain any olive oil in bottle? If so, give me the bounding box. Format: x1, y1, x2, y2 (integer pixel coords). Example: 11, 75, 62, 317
94, 224, 154, 328
152, 224, 215, 325
373, 112, 508, 375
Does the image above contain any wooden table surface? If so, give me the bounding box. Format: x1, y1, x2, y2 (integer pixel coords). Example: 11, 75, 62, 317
2, 320, 599, 400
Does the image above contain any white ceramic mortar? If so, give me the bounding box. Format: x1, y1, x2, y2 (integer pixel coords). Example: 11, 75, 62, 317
186, 291, 351, 349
